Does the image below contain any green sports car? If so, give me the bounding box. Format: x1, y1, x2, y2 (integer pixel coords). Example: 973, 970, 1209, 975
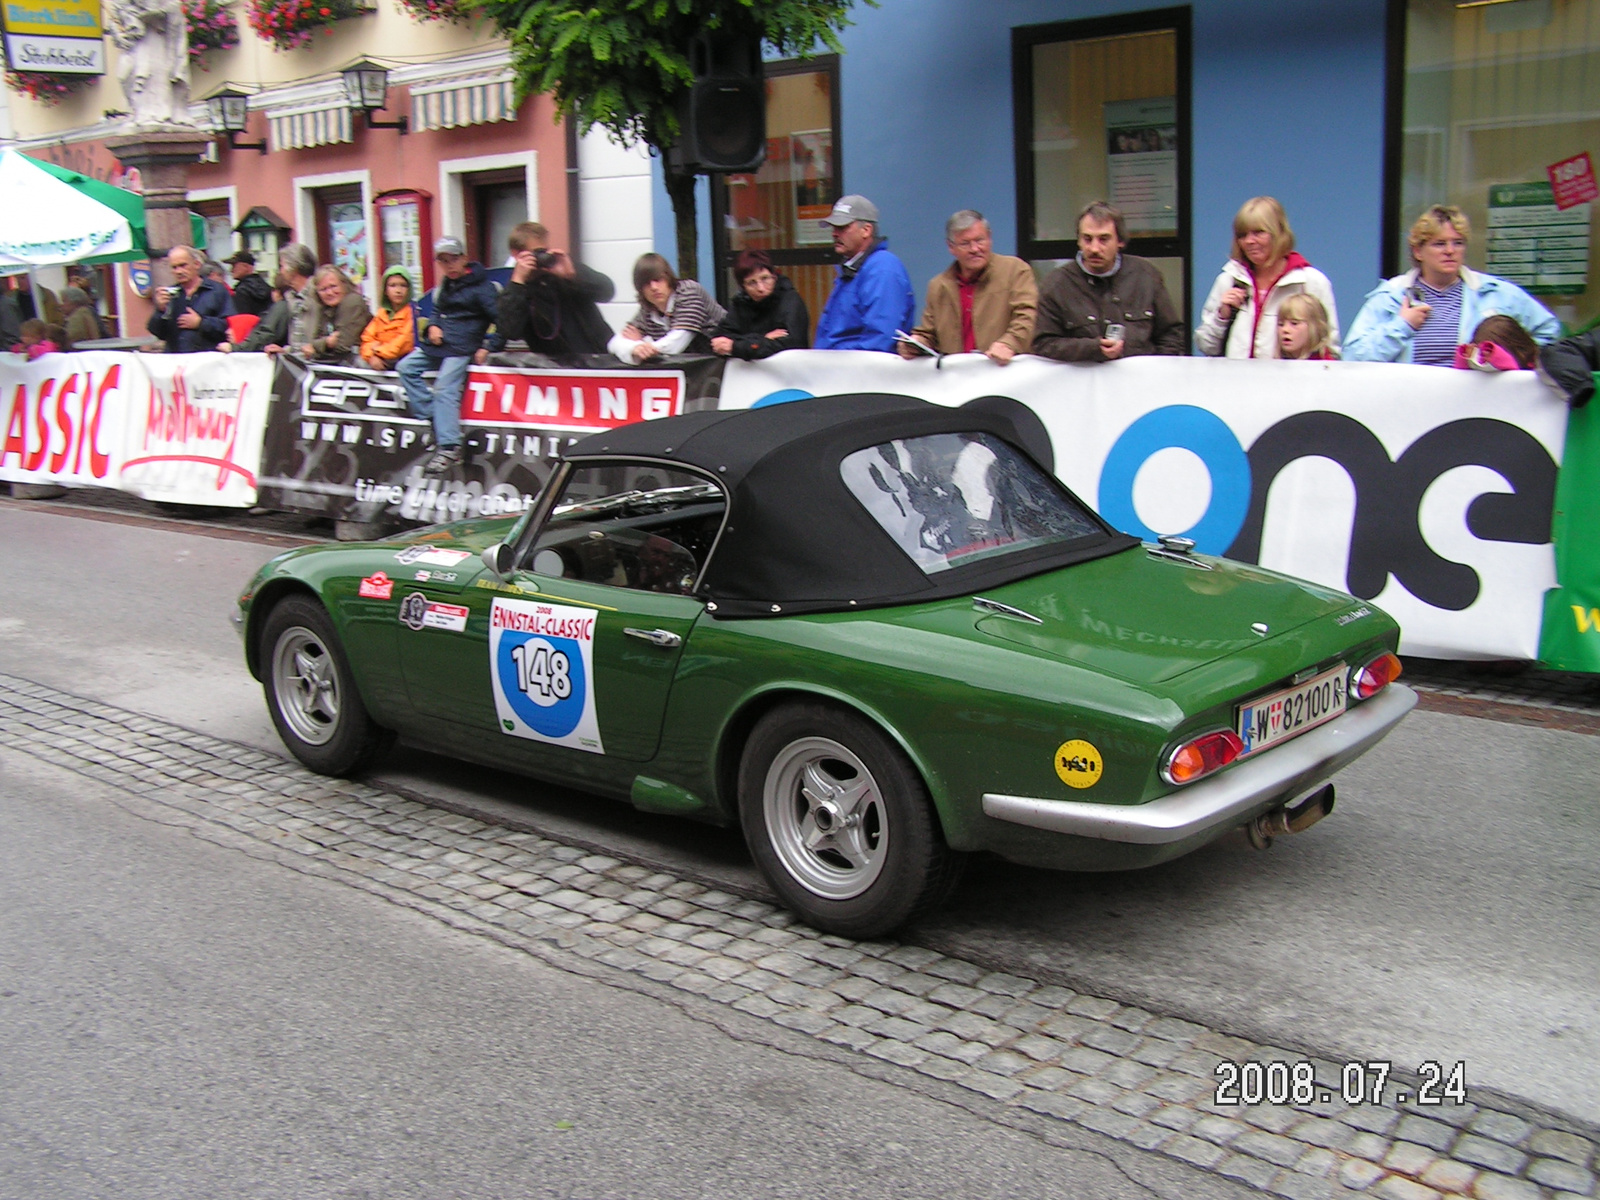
236, 394, 1415, 937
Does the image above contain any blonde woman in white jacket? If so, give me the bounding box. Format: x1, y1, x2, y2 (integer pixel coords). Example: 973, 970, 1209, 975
1196, 197, 1340, 359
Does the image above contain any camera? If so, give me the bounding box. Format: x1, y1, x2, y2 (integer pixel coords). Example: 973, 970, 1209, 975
532, 248, 558, 269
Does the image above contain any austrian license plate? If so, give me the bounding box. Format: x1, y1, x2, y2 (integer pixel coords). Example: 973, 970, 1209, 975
1237, 665, 1347, 756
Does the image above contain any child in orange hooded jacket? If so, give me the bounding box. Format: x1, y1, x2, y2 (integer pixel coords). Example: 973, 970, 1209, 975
360, 265, 416, 370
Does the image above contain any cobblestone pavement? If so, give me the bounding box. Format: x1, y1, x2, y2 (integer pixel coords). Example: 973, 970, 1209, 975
2, 669, 1595, 1200
1402, 659, 1600, 717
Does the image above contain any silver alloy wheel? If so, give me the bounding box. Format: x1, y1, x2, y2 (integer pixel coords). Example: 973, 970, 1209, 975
763, 735, 889, 900
271, 625, 340, 746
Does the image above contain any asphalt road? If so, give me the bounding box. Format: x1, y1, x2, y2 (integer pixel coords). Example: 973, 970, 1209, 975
1, 501, 1596, 1128
1, 748, 1226, 1200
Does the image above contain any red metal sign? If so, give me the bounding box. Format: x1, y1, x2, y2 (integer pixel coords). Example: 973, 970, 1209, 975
1547, 152, 1598, 211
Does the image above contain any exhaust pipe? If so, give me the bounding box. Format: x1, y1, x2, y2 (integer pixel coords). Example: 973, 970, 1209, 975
1247, 784, 1335, 850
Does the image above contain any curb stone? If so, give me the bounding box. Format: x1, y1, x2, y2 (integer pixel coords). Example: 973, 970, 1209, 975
1, 669, 1595, 1200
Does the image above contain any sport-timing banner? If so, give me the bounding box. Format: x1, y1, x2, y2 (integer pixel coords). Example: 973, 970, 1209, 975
0, 351, 273, 505
719, 353, 1573, 664
256, 352, 728, 527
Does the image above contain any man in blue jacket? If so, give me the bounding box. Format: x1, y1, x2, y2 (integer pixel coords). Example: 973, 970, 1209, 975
397, 236, 504, 475
813, 195, 914, 352
147, 245, 234, 353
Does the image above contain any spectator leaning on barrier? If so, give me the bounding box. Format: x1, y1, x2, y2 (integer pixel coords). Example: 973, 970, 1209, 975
497, 221, 615, 359
397, 236, 503, 476
1033, 201, 1185, 362
1454, 314, 1538, 372
222, 275, 290, 354
272, 242, 319, 353
300, 265, 371, 365
610, 253, 726, 363
711, 250, 810, 360
901, 209, 1036, 365
225, 249, 274, 318
147, 245, 234, 353
1196, 197, 1340, 359
361, 265, 416, 370
1540, 327, 1600, 408
59, 286, 101, 345
813, 195, 915, 352
1344, 204, 1561, 365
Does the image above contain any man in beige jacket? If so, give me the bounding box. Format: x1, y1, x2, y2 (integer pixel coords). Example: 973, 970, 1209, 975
899, 210, 1037, 365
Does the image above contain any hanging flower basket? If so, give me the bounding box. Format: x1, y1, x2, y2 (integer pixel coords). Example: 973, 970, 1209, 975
246, 0, 367, 50
4, 69, 93, 106
186, 0, 241, 64
396, 0, 472, 24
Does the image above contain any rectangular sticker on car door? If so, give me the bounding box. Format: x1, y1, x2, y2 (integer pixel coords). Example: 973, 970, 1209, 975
489, 598, 605, 754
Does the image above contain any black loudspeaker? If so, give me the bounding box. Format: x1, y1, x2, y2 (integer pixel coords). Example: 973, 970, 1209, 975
668, 32, 766, 174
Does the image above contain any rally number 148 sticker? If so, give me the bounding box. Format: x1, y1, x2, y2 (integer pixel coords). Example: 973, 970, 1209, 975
489, 598, 604, 754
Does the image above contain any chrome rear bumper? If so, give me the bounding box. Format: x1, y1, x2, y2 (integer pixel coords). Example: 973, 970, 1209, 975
982, 684, 1416, 845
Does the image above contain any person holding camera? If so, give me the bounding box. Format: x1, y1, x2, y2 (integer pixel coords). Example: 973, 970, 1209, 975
147, 245, 234, 353
496, 221, 615, 359
1195, 197, 1340, 359
1032, 201, 1184, 362
1344, 204, 1559, 365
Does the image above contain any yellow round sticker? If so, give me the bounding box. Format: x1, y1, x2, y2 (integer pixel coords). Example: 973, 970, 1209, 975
1054, 739, 1103, 789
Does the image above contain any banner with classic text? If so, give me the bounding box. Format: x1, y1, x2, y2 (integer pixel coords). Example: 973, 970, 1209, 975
0, 350, 273, 505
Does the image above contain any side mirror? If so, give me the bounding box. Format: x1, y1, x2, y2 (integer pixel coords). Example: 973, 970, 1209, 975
481, 542, 513, 579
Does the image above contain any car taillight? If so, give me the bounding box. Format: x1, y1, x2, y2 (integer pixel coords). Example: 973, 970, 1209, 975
1162, 729, 1245, 786
1349, 652, 1402, 701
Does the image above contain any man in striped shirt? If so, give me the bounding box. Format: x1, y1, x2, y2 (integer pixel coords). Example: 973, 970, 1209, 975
1345, 205, 1560, 365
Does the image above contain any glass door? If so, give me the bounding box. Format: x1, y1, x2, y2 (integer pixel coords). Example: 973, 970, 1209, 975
710, 55, 843, 340
1013, 9, 1191, 321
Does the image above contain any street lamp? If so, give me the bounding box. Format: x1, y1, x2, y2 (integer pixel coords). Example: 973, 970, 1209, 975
204, 85, 267, 154
341, 60, 408, 134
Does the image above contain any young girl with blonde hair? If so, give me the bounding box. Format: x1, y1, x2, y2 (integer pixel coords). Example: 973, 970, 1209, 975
1276, 293, 1337, 361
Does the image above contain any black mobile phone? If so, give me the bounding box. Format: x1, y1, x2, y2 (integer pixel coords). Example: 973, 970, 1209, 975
1408, 285, 1426, 304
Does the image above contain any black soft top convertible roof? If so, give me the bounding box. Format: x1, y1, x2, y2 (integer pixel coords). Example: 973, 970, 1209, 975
567, 394, 1136, 617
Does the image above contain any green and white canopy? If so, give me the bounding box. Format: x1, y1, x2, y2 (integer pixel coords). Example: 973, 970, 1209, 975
0, 148, 134, 267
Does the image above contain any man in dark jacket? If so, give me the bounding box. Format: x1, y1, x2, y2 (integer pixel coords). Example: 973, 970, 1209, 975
224, 249, 275, 318
1033, 201, 1185, 362
1541, 330, 1599, 408
147, 245, 234, 353
496, 221, 614, 358
711, 249, 810, 360
397, 236, 503, 475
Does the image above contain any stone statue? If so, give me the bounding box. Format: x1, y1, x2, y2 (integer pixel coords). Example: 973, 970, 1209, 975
109, 0, 194, 127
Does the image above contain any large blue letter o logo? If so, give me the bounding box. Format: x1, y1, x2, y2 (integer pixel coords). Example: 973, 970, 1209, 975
1096, 405, 1251, 554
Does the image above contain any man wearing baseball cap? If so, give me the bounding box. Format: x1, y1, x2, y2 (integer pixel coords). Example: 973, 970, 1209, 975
396, 236, 504, 475
813, 195, 915, 352
224, 249, 274, 318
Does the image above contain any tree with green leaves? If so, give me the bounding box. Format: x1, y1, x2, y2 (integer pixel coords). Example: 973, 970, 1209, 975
473, 0, 868, 279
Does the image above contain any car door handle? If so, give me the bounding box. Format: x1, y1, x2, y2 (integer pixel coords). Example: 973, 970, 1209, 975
623, 627, 682, 648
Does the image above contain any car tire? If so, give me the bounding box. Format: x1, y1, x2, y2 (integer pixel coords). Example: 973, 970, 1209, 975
738, 702, 964, 938
260, 595, 393, 776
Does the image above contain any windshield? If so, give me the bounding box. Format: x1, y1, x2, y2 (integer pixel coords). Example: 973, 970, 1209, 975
841, 432, 1101, 575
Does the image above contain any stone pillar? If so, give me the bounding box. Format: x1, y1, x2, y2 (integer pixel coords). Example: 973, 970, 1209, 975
104, 128, 211, 288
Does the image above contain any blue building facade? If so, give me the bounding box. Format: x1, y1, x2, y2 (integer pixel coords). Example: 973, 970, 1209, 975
653, 0, 1598, 338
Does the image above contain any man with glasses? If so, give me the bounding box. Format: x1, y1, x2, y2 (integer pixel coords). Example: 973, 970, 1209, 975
900, 210, 1037, 364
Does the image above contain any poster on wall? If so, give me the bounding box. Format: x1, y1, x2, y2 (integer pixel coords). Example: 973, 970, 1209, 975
1486, 181, 1590, 296
792, 129, 834, 246
1104, 97, 1178, 237
379, 198, 421, 284
329, 201, 369, 288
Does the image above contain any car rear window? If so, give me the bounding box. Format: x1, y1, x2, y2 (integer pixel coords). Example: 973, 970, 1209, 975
840, 431, 1102, 575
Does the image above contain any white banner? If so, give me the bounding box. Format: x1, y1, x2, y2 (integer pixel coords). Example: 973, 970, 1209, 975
721, 352, 1571, 661
0, 351, 274, 507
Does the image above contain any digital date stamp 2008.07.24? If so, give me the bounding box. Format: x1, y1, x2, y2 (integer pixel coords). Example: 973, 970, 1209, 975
1213, 1059, 1469, 1107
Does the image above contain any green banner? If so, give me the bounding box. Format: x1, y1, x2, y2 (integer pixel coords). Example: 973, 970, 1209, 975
1539, 375, 1600, 670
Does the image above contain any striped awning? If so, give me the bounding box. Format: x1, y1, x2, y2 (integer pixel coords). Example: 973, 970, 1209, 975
410, 74, 518, 132
269, 106, 353, 152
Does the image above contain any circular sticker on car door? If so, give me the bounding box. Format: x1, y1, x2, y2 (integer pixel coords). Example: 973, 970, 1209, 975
489, 598, 604, 754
